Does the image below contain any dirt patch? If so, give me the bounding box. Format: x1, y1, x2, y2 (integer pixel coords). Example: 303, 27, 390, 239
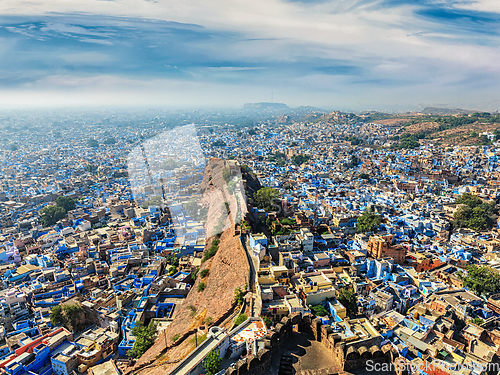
403, 121, 440, 134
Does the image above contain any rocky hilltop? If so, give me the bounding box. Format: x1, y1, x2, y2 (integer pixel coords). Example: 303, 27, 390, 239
129, 158, 250, 375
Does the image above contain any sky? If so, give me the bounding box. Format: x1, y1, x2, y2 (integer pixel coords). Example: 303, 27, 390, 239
0, 0, 499, 111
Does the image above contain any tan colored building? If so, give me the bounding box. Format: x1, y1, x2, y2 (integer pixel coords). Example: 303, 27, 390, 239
367, 234, 406, 264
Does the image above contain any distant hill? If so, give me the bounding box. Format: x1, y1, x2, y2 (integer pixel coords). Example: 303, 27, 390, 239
294, 105, 326, 113
420, 107, 475, 115
243, 102, 288, 110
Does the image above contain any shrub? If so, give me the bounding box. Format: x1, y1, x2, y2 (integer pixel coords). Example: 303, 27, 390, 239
200, 269, 210, 278
234, 313, 248, 326
187, 305, 197, 316
203, 349, 222, 375
262, 315, 272, 328
204, 317, 214, 326
234, 287, 244, 305
202, 238, 220, 262
129, 321, 157, 358
197, 282, 206, 292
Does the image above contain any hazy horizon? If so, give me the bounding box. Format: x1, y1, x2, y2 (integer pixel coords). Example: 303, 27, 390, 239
0, 0, 499, 112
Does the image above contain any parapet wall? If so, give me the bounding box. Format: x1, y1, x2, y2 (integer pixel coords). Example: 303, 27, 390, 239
223, 312, 395, 375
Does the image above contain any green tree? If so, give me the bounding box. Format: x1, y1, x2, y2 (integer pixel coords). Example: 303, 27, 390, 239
40, 205, 66, 227
87, 139, 99, 148
358, 173, 370, 180
356, 207, 381, 233
202, 349, 222, 375
337, 288, 358, 315
253, 187, 279, 211
241, 164, 251, 173
292, 154, 310, 165
63, 304, 84, 331
456, 193, 483, 209
211, 140, 227, 147
234, 287, 244, 305
129, 321, 158, 358
103, 137, 116, 144
453, 194, 499, 231
56, 196, 76, 212
165, 254, 179, 267
49, 305, 66, 327
168, 265, 178, 275
262, 315, 273, 328
234, 313, 248, 326
453, 205, 471, 229
459, 265, 500, 297
202, 238, 220, 262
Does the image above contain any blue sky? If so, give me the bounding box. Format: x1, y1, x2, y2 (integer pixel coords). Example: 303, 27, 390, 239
0, 0, 499, 111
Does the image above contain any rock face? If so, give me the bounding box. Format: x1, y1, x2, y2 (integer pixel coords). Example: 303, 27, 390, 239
129, 158, 250, 375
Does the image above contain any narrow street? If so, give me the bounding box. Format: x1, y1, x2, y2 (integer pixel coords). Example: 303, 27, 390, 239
240, 233, 261, 317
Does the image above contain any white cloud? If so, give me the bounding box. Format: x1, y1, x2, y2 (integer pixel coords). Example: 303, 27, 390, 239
0, 0, 498, 110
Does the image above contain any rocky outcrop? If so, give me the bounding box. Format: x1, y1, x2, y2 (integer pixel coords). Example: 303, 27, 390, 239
128, 159, 250, 375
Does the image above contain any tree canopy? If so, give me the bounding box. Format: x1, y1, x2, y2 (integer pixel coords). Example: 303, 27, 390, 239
358, 173, 370, 180
40, 196, 77, 226
453, 193, 498, 231
63, 304, 84, 331
356, 207, 381, 233
103, 137, 116, 144
129, 321, 157, 358
49, 304, 85, 331
337, 288, 358, 315
87, 139, 99, 148
40, 205, 66, 227
56, 196, 76, 212
292, 154, 310, 165
459, 265, 500, 297
398, 133, 423, 149
253, 187, 279, 212
456, 193, 483, 208
49, 305, 65, 327
203, 349, 222, 375
211, 140, 227, 147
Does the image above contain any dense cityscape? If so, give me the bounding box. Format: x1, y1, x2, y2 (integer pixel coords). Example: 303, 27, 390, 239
0, 106, 500, 375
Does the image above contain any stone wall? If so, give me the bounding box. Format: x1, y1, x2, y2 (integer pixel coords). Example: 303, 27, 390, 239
222, 312, 394, 375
